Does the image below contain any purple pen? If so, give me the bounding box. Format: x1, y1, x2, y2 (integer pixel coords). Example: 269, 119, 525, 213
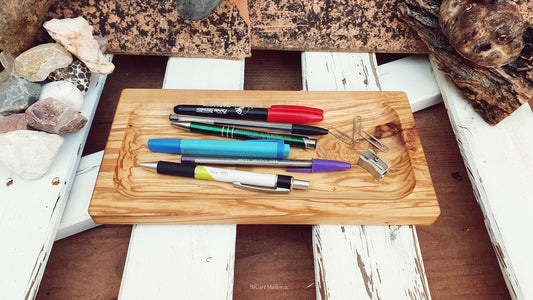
180, 156, 351, 173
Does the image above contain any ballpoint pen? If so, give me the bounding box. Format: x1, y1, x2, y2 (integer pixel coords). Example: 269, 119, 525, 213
169, 114, 329, 136
173, 104, 323, 123
171, 121, 317, 149
139, 161, 310, 193
180, 155, 352, 173
147, 138, 290, 158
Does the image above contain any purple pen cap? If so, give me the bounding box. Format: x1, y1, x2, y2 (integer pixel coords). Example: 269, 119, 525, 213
287, 158, 352, 173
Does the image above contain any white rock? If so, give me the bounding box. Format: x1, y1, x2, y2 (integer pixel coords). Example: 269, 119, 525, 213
43, 17, 115, 75
39, 81, 84, 111
0, 130, 64, 180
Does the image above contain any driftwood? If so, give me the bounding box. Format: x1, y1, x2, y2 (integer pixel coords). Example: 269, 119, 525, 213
398, 0, 533, 125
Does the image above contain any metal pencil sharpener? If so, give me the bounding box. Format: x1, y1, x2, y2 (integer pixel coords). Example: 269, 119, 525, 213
357, 149, 391, 180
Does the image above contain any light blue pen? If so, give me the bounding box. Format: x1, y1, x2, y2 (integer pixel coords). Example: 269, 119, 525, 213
147, 139, 290, 158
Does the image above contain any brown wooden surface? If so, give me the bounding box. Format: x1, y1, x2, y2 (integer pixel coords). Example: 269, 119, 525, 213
37, 52, 510, 299
89, 89, 439, 225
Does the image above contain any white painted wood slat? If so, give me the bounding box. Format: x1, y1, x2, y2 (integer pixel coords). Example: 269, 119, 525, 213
430, 58, 533, 300
303, 52, 431, 300
0, 56, 111, 299
118, 57, 244, 299
56, 150, 103, 241
378, 55, 442, 112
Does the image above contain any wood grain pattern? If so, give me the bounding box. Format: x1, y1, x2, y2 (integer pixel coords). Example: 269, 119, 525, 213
90, 89, 438, 225
117, 57, 244, 299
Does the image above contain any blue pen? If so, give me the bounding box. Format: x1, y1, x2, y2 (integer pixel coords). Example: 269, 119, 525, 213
147, 139, 290, 159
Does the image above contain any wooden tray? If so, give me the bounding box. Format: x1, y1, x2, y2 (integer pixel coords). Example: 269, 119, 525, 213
89, 89, 439, 225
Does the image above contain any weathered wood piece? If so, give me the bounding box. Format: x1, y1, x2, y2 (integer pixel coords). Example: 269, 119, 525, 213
431, 58, 533, 300
0, 57, 110, 299
0, 0, 57, 53
398, 0, 533, 125
378, 55, 442, 112
44, 0, 250, 59
56, 151, 102, 240
118, 56, 244, 299
303, 52, 431, 299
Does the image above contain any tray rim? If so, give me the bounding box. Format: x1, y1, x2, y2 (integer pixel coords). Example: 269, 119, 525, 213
89, 89, 440, 225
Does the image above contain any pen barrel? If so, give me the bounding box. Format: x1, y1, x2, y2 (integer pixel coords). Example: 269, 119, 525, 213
174, 105, 267, 121
156, 161, 196, 178
189, 123, 316, 149
181, 156, 312, 168
195, 165, 278, 187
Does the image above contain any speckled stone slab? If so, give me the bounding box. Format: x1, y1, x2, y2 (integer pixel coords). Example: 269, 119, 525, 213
45, 0, 250, 59
43, 0, 532, 57
251, 0, 532, 54
249, 0, 428, 53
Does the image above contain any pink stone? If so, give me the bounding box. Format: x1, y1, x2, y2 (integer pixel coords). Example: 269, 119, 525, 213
25, 97, 88, 134
0, 113, 27, 134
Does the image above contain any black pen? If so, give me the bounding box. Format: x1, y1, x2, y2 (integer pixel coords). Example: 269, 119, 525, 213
173, 104, 323, 123
171, 121, 317, 149
169, 114, 329, 135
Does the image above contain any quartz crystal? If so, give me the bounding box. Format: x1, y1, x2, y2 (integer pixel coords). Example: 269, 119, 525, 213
0, 130, 63, 180
44, 17, 115, 75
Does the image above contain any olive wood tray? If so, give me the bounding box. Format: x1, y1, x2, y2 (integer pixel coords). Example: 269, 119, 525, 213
89, 89, 440, 225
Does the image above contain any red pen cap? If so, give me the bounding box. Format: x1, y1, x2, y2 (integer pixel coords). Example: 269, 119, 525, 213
267, 105, 324, 123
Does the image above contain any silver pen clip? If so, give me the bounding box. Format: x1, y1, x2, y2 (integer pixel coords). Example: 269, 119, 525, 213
232, 182, 291, 193
357, 149, 391, 180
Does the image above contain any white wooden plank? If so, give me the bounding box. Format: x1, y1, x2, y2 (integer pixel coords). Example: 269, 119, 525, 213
118, 56, 244, 299
56, 150, 103, 241
378, 55, 442, 113
303, 52, 381, 92
430, 58, 533, 300
314, 225, 428, 299
302, 52, 431, 300
0, 56, 111, 299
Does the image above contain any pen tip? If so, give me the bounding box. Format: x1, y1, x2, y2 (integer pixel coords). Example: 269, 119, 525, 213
170, 121, 191, 130
139, 162, 158, 170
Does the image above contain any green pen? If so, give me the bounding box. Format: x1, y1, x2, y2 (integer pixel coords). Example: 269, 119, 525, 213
171, 121, 317, 149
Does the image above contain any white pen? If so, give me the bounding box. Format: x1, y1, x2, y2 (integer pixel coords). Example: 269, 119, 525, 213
139, 161, 309, 193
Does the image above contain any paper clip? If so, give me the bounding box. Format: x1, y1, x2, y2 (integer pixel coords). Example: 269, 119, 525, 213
328, 115, 389, 152
360, 130, 389, 152
328, 115, 361, 144
357, 149, 391, 180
